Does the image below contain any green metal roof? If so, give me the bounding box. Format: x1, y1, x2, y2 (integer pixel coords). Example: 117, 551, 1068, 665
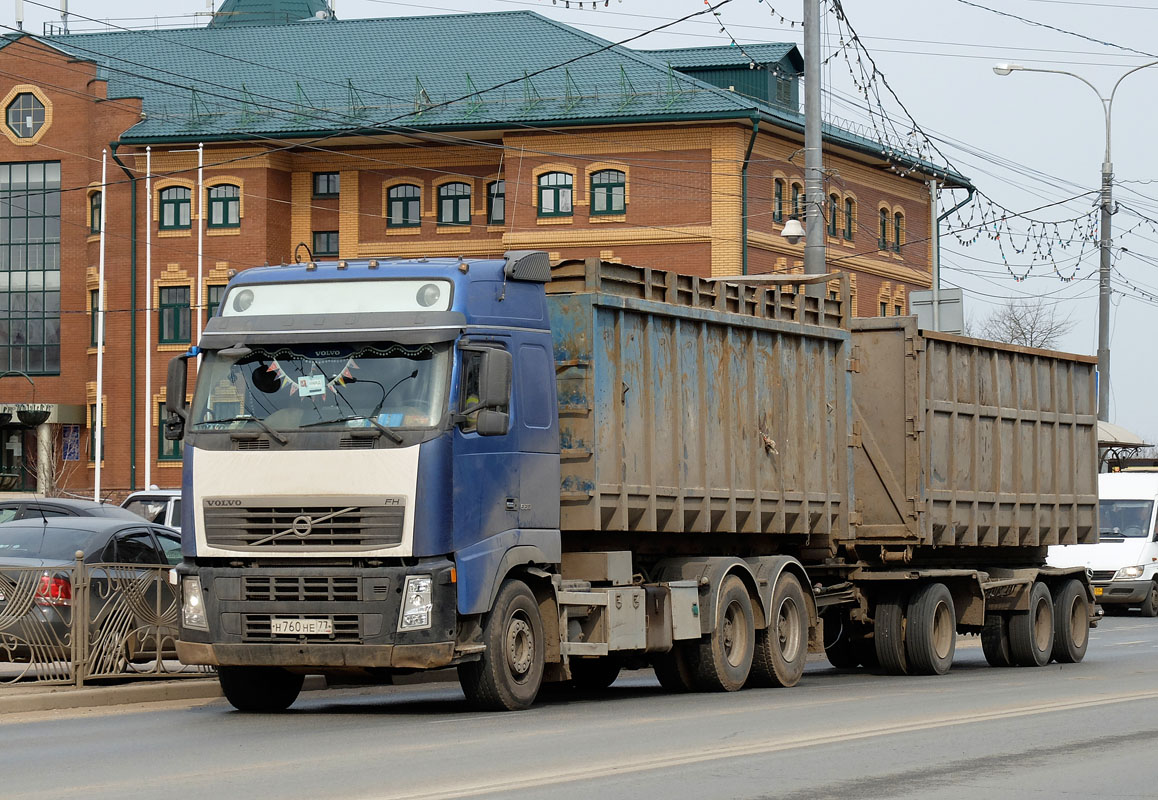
0, 10, 968, 187
209, 0, 333, 27
641, 43, 800, 71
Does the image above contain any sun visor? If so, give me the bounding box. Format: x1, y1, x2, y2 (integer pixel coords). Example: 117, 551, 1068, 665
198, 311, 466, 348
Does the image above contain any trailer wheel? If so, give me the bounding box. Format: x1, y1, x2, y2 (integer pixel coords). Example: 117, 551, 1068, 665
750, 572, 807, 688
218, 666, 303, 713
1139, 581, 1158, 618
1051, 579, 1090, 663
981, 613, 1013, 667
905, 583, 956, 676
874, 596, 909, 675
652, 643, 695, 692
569, 657, 621, 692
1009, 581, 1054, 667
457, 579, 544, 711
687, 574, 754, 691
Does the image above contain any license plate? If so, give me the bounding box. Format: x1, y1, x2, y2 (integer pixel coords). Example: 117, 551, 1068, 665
270, 617, 333, 635
1094, 587, 1104, 597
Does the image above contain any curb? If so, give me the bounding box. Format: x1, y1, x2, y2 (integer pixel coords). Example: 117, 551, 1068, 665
0, 678, 225, 714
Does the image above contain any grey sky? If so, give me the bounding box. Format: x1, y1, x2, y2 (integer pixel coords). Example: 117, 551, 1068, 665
7, 0, 1157, 440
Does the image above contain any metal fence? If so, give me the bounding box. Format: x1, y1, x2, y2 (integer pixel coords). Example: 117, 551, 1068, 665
0, 555, 211, 685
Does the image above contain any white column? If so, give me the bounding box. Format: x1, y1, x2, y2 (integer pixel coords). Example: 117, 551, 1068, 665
145, 147, 153, 489
36, 422, 51, 495
94, 150, 107, 502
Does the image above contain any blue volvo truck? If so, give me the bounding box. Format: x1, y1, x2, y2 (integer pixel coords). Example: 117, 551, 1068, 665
168, 252, 1099, 712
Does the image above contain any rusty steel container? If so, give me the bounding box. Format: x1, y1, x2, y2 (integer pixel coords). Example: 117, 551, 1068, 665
547, 258, 852, 552
849, 317, 1099, 550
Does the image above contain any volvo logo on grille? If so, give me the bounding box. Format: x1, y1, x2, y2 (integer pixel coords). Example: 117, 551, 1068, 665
206, 499, 242, 507
291, 515, 314, 538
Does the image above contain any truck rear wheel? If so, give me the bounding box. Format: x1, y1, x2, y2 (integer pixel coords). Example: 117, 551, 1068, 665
874, 596, 909, 675
218, 666, 303, 713
981, 613, 1013, 667
458, 579, 544, 711
1051, 579, 1090, 663
905, 583, 956, 676
687, 574, 754, 691
750, 572, 807, 688
1009, 581, 1054, 667
652, 643, 696, 692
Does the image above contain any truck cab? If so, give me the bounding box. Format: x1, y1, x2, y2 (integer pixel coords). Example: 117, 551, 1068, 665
1049, 471, 1158, 615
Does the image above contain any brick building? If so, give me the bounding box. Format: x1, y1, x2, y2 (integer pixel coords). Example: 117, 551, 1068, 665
0, 1, 970, 495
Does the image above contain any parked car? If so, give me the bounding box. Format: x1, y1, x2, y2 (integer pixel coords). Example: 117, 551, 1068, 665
0, 497, 144, 524
0, 518, 182, 666
120, 489, 182, 530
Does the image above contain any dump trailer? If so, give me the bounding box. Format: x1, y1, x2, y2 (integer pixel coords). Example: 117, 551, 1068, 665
166, 253, 1098, 712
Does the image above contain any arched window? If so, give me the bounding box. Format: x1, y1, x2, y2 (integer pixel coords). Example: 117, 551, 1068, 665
538, 172, 573, 217
207, 184, 240, 228
89, 191, 101, 235
387, 184, 421, 228
159, 186, 191, 230
878, 208, 889, 250
590, 169, 625, 215
843, 197, 855, 240
893, 211, 905, 254
828, 193, 840, 236
773, 179, 785, 223
791, 183, 803, 218
487, 180, 505, 225
437, 182, 471, 225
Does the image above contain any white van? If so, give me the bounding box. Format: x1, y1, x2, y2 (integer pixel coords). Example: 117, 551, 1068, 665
121, 488, 182, 531
1048, 472, 1158, 615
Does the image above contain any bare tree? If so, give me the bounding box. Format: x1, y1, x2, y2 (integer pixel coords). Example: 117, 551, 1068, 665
975, 299, 1076, 350
21, 427, 80, 497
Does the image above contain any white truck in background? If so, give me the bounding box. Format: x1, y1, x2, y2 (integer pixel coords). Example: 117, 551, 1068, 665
1049, 472, 1158, 615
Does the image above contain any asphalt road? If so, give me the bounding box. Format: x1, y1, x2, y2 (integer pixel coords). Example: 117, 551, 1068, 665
4, 616, 1158, 800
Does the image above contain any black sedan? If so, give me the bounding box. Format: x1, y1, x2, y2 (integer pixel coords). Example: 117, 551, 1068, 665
0, 497, 145, 524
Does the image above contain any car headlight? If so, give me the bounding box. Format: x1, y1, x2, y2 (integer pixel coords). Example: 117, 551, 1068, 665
1113, 565, 1145, 580
398, 575, 433, 631
182, 576, 209, 631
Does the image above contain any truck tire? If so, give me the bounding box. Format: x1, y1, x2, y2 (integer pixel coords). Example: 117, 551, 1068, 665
981, 613, 1013, 667
823, 619, 861, 670
1051, 579, 1090, 663
874, 596, 908, 675
569, 657, 621, 692
457, 579, 544, 711
1009, 581, 1054, 667
750, 572, 807, 688
1139, 581, 1158, 618
687, 574, 755, 692
905, 583, 956, 676
218, 666, 303, 713
652, 643, 696, 692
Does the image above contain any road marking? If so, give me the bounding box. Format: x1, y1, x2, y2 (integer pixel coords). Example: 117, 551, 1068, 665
360, 688, 1158, 800
1108, 640, 1147, 646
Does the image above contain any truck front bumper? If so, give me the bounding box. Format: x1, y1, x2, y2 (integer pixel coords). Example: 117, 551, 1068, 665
1093, 580, 1152, 605
175, 640, 456, 669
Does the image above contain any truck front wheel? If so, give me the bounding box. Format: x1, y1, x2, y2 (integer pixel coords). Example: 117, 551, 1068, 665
218, 666, 303, 712
458, 579, 544, 711
687, 574, 754, 692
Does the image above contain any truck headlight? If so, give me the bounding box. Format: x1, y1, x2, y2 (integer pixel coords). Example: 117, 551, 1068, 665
398, 575, 433, 631
1113, 565, 1145, 580
182, 577, 209, 631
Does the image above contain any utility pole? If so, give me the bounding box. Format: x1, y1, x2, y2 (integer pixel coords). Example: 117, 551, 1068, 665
802, 0, 825, 275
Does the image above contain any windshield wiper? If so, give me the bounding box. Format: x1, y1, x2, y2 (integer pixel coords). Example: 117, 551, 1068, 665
300, 415, 404, 444
198, 414, 288, 445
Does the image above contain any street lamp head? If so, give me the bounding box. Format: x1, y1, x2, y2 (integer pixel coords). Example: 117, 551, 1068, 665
992, 63, 1023, 76
781, 217, 805, 245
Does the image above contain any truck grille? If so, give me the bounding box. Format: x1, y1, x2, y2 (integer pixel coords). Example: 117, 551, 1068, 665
1090, 569, 1116, 582
242, 613, 360, 642
243, 576, 361, 602
203, 499, 405, 550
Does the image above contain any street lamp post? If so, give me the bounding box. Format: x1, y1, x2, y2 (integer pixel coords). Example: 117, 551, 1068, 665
994, 60, 1158, 422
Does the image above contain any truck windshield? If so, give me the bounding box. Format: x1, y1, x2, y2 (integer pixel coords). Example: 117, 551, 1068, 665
189, 343, 450, 433
1099, 500, 1155, 538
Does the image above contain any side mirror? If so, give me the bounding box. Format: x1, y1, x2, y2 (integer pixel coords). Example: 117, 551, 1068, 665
164, 356, 190, 441
476, 409, 510, 437
478, 348, 512, 409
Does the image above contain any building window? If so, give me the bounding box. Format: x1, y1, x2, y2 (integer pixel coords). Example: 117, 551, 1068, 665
791, 183, 803, 218
773, 179, 784, 223
844, 198, 854, 240
6, 93, 45, 139
159, 286, 191, 344
828, 194, 839, 236
893, 212, 905, 254
880, 301, 888, 317
0, 161, 61, 375
537, 172, 573, 217
206, 284, 226, 321
88, 404, 105, 462
313, 231, 339, 257
387, 184, 421, 228
590, 169, 625, 215
160, 186, 192, 230
486, 180, 505, 225
207, 184, 240, 228
90, 289, 101, 347
158, 403, 181, 461
437, 182, 471, 226
312, 172, 339, 198
89, 191, 101, 235
878, 208, 889, 250
895, 302, 904, 316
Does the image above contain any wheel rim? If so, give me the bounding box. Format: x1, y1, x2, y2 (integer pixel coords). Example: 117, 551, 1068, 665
777, 597, 803, 662
932, 601, 954, 660
722, 600, 749, 667
506, 611, 534, 682
1032, 597, 1051, 652
1069, 595, 1087, 649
